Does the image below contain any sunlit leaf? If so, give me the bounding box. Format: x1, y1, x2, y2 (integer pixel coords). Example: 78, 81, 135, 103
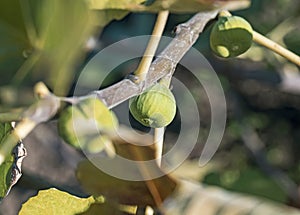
88, 0, 250, 13
88, 0, 146, 27
142, 0, 251, 13
19, 188, 95, 215
95, 10, 129, 27
87, 0, 146, 10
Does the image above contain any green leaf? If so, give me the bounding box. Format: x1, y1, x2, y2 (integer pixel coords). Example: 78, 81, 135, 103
143, 0, 251, 13
87, 0, 146, 10
95, 10, 129, 27
89, 0, 146, 27
88, 0, 250, 13
0, 156, 14, 201
28, 0, 96, 95
0, 123, 13, 143
0, 123, 14, 200
0, 0, 98, 95
19, 188, 95, 215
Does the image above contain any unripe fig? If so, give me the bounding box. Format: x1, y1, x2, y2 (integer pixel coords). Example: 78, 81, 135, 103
129, 83, 176, 128
210, 15, 253, 58
58, 97, 118, 153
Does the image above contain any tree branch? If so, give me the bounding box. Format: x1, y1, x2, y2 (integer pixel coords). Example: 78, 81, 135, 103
92, 10, 219, 109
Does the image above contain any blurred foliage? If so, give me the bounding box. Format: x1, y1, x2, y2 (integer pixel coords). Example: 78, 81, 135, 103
203, 167, 287, 202
0, 0, 95, 97
284, 28, 300, 55
0, 0, 30, 81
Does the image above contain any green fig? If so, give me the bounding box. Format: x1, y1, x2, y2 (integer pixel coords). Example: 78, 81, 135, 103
210, 15, 253, 58
129, 83, 176, 128
58, 97, 118, 153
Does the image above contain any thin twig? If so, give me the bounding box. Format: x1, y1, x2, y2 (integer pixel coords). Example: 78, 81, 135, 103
134, 10, 169, 82
252, 31, 300, 67
154, 127, 165, 166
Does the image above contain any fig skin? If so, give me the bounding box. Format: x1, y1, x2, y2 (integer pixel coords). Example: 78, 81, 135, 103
129, 83, 176, 128
210, 16, 253, 58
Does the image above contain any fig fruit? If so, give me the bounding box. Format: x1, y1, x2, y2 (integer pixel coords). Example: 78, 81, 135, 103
210, 15, 253, 58
129, 83, 176, 128
58, 97, 118, 153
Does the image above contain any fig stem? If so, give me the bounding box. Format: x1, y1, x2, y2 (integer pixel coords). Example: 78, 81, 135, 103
134, 10, 169, 82
220, 10, 300, 66
252, 31, 300, 67
154, 127, 165, 166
